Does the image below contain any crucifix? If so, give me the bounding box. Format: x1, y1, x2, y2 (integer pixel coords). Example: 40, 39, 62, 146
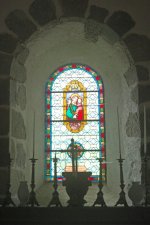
70, 138, 78, 173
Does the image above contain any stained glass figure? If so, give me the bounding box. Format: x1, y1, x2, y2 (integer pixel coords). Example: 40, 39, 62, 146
45, 64, 106, 182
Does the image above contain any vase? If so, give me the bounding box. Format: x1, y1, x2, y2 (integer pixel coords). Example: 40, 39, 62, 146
128, 182, 145, 206
17, 181, 29, 207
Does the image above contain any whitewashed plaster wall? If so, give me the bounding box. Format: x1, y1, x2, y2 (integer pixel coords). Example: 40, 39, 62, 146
10, 20, 141, 202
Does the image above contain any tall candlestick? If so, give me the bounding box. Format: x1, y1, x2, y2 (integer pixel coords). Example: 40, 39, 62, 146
144, 105, 147, 155
117, 108, 121, 157
33, 111, 35, 158
115, 107, 128, 207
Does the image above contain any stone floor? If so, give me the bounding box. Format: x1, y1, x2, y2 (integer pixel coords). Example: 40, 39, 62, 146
35, 182, 129, 207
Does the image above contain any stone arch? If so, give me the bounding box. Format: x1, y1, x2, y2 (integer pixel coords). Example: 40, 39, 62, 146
0, 0, 149, 203
7, 17, 141, 204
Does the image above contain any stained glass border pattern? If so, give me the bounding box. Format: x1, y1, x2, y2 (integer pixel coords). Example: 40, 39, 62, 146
45, 64, 106, 182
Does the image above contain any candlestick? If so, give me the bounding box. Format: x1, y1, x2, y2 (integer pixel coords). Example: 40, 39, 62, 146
117, 108, 121, 157
48, 154, 62, 207
93, 157, 107, 207
2, 154, 16, 207
115, 108, 128, 207
33, 111, 35, 158
26, 111, 39, 207
144, 105, 147, 155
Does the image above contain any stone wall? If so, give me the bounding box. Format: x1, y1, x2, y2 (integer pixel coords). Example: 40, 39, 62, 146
0, 0, 150, 204
22, 19, 140, 203
9, 45, 29, 198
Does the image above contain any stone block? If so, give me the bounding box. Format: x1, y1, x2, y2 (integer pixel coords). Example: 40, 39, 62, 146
139, 84, 150, 104
0, 33, 18, 54
0, 108, 9, 135
11, 109, 26, 139
88, 5, 109, 23
10, 80, 17, 107
124, 34, 150, 62
126, 112, 141, 137
16, 85, 26, 110
5, 10, 37, 41
29, 0, 56, 25
107, 11, 135, 37
131, 86, 138, 104
15, 46, 29, 65
124, 66, 137, 86
11, 61, 26, 83
0, 52, 13, 75
84, 19, 102, 42
0, 79, 9, 105
16, 143, 26, 169
101, 24, 120, 45
59, 0, 88, 17
136, 65, 149, 82
10, 139, 16, 166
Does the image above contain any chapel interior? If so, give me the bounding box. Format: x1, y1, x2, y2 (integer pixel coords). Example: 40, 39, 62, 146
0, 0, 150, 224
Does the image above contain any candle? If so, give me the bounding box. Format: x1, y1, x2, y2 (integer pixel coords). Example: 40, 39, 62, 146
117, 108, 122, 157
33, 111, 35, 158
144, 105, 147, 155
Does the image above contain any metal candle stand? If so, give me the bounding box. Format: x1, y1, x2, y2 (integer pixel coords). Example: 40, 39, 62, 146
143, 155, 150, 206
115, 108, 128, 207
93, 158, 107, 207
26, 111, 39, 207
26, 157, 39, 207
115, 155, 128, 207
2, 155, 16, 207
48, 154, 62, 207
143, 105, 150, 206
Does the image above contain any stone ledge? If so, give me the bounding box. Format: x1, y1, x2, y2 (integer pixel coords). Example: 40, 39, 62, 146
0, 207, 149, 225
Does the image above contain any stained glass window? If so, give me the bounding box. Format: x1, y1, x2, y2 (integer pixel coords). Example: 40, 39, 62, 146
45, 64, 106, 181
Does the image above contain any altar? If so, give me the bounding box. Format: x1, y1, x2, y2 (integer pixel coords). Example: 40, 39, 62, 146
62, 172, 92, 207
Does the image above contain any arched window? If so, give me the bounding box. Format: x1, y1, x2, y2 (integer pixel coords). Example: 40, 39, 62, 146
45, 64, 106, 181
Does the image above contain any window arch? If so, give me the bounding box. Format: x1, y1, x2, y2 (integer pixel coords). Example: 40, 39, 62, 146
45, 64, 106, 181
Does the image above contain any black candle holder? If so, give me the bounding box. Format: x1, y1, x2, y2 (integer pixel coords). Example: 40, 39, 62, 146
26, 157, 39, 207
115, 108, 128, 207
143, 154, 150, 207
2, 155, 16, 207
115, 155, 128, 207
93, 158, 106, 207
48, 154, 62, 207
